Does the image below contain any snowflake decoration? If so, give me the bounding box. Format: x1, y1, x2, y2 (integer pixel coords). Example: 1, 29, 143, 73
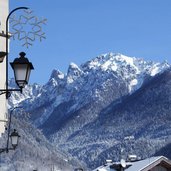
10, 10, 47, 48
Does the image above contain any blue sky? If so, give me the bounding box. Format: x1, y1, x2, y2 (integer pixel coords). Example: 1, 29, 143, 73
9, 0, 171, 84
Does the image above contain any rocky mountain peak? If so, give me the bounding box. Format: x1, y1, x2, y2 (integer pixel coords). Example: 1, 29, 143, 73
50, 69, 64, 81
67, 62, 83, 84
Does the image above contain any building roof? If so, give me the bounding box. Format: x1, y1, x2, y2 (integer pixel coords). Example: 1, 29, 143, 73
93, 156, 171, 171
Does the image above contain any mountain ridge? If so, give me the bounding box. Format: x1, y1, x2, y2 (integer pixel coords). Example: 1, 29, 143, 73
8, 53, 171, 169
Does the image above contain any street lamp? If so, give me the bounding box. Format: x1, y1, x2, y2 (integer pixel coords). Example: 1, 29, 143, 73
10, 129, 20, 149
0, 7, 34, 98
0, 129, 20, 153
0, 107, 21, 153
10, 52, 34, 90
0, 51, 7, 62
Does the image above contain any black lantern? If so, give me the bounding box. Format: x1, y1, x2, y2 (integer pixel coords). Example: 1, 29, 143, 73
10, 129, 20, 149
0, 51, 7, 63
10, 52, 34, 89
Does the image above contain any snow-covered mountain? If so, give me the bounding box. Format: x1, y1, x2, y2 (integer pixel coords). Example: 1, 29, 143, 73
9, 53, 170, 124
9, 53, 171, 169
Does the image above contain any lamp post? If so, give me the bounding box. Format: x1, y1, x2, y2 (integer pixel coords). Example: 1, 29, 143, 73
0, 7, 34, 153
0, 107, 21, 153
0, 7, 34, 98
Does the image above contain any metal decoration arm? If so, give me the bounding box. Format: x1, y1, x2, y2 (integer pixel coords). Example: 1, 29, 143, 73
0, 88, 22, 97
5, 7, 29, 99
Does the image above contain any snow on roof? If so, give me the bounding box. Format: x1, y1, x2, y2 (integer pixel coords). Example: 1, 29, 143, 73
92, 156, 171, 171
126, 156, 165, 171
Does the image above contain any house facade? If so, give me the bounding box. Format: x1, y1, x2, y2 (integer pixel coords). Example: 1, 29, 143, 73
93, 156, 171, 171
0, 0, 9, 135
